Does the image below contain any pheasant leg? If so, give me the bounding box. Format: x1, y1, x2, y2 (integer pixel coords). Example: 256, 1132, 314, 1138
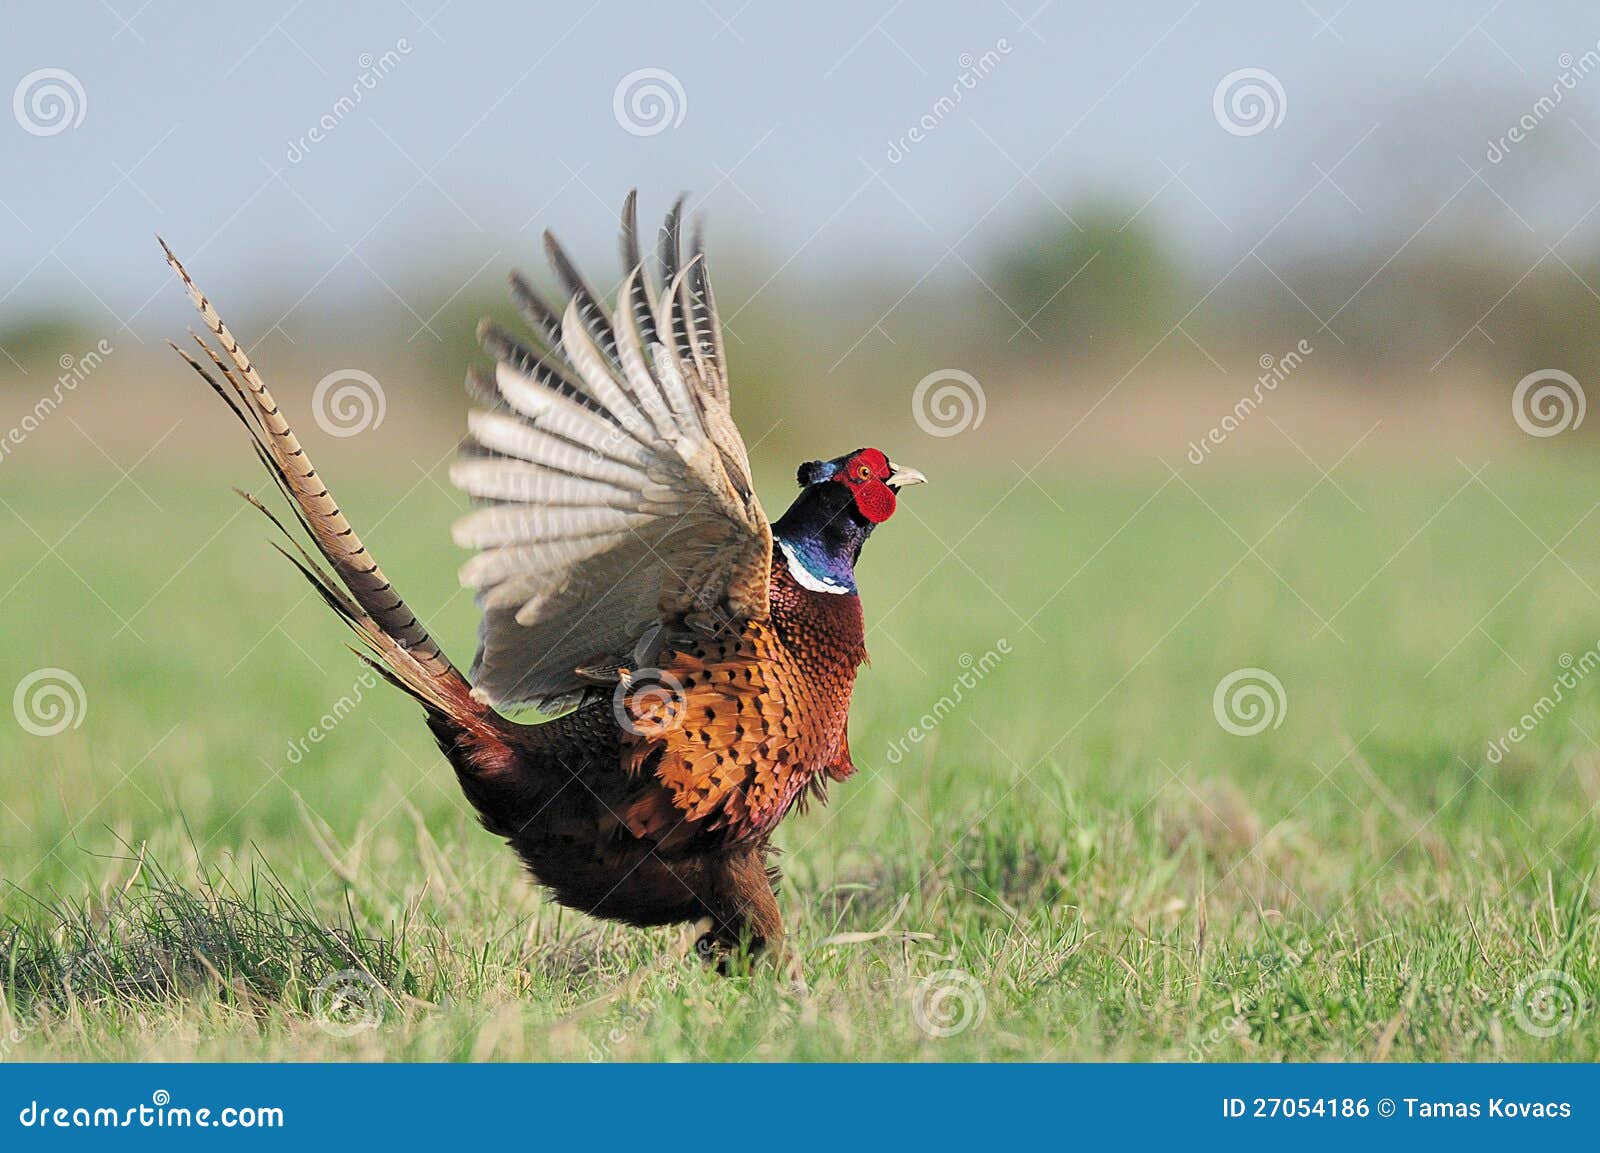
694, 845, 791, 974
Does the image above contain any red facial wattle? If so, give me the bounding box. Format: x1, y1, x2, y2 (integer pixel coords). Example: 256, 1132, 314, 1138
834, 448, 897, 523
853, 479, 896, 522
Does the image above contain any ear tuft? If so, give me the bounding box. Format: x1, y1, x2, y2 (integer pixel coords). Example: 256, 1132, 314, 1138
796, 460, 832, 486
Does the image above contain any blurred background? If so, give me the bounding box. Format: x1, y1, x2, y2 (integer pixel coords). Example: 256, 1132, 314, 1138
4, 1, 1599, 467
3, 0, 1600, 1060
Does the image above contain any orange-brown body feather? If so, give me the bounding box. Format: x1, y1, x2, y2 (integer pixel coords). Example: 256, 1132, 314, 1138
619, 563, 864, 844
461, 560, 865, 942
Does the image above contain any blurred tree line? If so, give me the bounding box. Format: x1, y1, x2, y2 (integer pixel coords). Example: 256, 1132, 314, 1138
984, 198, 1600, 381
6, 185, 1598, 457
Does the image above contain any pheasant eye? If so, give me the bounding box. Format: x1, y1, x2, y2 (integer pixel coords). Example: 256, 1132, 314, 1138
855, 464, 872, 481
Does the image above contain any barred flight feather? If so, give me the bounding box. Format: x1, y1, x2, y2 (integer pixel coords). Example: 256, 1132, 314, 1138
457, 195, 769, 711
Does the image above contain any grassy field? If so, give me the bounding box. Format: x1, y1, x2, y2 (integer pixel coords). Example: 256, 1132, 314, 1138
2, 450, 1598, 1061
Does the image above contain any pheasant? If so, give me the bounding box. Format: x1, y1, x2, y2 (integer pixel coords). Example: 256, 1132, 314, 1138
164, 193, 924, 972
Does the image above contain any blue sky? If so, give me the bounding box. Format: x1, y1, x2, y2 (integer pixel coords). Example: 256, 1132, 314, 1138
3, 0, 1598, 342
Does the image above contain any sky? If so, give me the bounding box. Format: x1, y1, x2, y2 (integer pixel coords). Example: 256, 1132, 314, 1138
3, 0, 1599, 349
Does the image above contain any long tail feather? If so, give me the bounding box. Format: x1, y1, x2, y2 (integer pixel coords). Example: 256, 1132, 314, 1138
160, 238, 468, 713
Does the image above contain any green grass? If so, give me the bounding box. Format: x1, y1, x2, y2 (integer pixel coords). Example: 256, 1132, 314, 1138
2, 453, 1597, 1061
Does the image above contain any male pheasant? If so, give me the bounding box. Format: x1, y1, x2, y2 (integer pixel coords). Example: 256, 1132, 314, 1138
164, 193, 924, 972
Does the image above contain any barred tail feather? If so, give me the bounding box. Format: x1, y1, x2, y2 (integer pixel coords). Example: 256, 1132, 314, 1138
160, 238, 470, 717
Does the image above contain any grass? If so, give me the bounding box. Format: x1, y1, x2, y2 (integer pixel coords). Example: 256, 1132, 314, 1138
2, 451, 1598, 1061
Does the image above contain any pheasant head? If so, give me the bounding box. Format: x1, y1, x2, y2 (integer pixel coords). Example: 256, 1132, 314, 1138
770, 448, 926, 594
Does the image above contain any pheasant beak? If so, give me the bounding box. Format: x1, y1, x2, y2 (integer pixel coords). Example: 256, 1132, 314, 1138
885, 463, 927, 489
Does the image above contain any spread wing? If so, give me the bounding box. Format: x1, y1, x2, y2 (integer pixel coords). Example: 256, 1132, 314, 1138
453, 193, 770, 712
